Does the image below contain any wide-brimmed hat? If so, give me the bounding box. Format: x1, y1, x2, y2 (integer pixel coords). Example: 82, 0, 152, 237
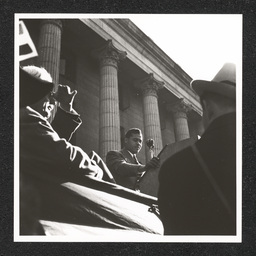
190, 63, 236, 99
20, 66, 54, 108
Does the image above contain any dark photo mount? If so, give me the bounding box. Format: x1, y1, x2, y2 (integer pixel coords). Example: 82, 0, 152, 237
0, 1, 255, 256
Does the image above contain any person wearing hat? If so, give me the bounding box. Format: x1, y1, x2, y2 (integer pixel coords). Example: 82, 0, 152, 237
20, 65, 82, 141
19, 65, 109, 234
19, 65, 110, 179
158, 63, 236, 235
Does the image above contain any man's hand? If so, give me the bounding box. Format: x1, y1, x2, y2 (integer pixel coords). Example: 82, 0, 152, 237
145, 156, 160, 170
139, 157, 160, 173
53, 84, 77, 112
137, 156, 160, 179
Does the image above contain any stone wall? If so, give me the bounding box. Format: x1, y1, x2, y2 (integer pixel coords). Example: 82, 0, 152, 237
75, 59, 100, 153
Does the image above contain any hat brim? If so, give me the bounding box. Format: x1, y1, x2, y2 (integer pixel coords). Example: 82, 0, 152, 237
20, 67, 54, 108
191, 80, 236, 100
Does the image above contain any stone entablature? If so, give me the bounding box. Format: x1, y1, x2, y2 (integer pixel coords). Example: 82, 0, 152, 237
79, 19, 202, 116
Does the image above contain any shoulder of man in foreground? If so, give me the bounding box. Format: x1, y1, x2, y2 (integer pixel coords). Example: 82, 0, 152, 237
159, 146, 194, 177
20, 106, 55, 135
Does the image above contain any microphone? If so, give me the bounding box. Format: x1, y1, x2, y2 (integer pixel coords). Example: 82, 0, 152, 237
146, 139, 155, 159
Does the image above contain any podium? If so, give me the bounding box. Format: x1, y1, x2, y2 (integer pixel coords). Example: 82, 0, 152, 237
140, 137, 198, 197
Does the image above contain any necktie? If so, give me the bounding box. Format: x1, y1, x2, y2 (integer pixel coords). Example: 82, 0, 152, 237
133, 154, 139, 164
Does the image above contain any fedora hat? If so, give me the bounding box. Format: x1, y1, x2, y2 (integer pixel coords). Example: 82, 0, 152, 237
190, 63, 236, 99
20, 66, 54, 108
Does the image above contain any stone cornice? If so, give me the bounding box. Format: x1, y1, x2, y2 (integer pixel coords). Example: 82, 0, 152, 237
101, 20, 201, 111
79, 18, 202, 116
104, 20, 192, 84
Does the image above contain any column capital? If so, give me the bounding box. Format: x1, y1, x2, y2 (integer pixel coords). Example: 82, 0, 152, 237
135, 73, 164, 97
92, 39, 127, 68
40, 19, 63, 32
167, 98, 192, 117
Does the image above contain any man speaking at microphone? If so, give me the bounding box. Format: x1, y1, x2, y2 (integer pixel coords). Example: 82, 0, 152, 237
106, 128, 160, 191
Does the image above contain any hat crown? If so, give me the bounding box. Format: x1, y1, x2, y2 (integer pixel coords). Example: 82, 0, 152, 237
212, 63, 236, 85
190, 62, 236, 99
20, 66, 54, 108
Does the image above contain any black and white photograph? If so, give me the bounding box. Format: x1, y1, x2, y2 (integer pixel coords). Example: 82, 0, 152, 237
14, 14, 242, 243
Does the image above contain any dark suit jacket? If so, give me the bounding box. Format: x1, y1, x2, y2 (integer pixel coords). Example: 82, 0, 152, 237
158, 112, 236, 235
106, 148, 144, 190
52, 106, 82, 141
20, 106, 103, 179
20, 106, 102, 234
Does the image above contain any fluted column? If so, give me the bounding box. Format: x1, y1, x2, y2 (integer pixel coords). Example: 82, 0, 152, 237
135, 73, 164, 160
37, 19, 62, 91
168, 99, 191, 142
93, 40, 127, 160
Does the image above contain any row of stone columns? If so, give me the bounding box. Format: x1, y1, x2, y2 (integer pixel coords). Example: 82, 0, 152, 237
36, 19, 191, 161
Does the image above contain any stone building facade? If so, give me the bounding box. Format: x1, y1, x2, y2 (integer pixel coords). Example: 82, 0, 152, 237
20, 18, 203, 196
